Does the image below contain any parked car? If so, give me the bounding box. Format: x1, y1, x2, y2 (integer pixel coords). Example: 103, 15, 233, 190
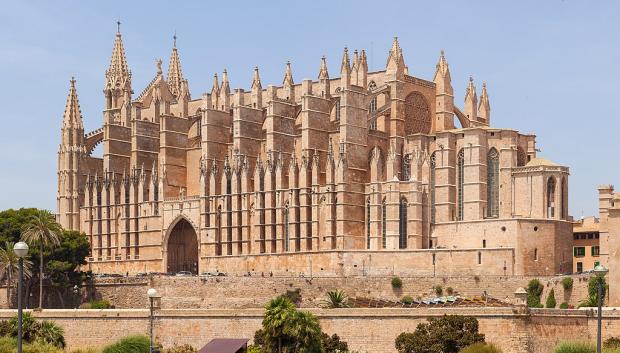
176, 271, 193, 277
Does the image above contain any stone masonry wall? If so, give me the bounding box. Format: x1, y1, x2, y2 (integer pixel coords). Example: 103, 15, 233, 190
0, 307, 617, 353
86, 274, 592, 310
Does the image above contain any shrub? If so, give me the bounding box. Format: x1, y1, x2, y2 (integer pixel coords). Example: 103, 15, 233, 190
0, 320, 10, 337
435, 285, 443, 296
89, 300, 112, 309
22, 340, 64, 353
401, 296, 414, 305
559, 302, 569, 309
553, 341, 595, 353
9, 312, 40, 342
459, 342, 503, 353
36, 320, 66, 348
395, 315, 485, 353
562, 277, 574, 290
579, 276, 607, 308
526, 279, 544, 308
165, 344, 196, 353
446, 287, 454, 295
322, 333, 349, 353
546, 289, 557, 308
323, 290, 350, 308
102, 335, 151, 353
392, 276, 403, 289
604, 337, 620, 349
247, 345, 262, 353
69, 349, 100, 353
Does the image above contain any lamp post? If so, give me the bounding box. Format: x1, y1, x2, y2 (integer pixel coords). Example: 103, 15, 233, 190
594, 264, 609, 353
14, 241, 29, 353
147, 288, 158, 353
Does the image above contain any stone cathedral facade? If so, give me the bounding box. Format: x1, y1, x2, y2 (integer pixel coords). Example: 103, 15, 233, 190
57, 29, 573, 276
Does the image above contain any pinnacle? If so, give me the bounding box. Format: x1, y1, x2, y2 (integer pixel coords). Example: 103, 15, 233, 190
283, 61, 294, 86
319, 56, 329, 80
106, 27, 130, 87
341, 47, 351, 72
252, 66, 262, 90
167, 34, 184, 98
63, 76, 83, 128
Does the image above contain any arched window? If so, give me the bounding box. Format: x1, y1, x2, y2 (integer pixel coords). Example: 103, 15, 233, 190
486, 148, 499, 218
196, 118, 202, 138
381, 198, 387, 249
335, 101, 341, 121
401, 154, 411, 181
284, 205, 290, 252
399, 197, 408, 249
457, 149, 465, 221
547, 177, 556, 218
430, 152, 436, 223
369, 96, 377, 113
366, 198, 371, 249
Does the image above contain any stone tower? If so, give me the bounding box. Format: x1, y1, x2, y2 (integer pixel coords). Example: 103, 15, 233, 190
57, 77, 86, 230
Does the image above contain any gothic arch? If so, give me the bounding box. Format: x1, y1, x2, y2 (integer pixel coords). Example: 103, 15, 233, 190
163, 215, 199, 274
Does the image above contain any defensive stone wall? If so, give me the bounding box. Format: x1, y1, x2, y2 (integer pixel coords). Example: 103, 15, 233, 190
88, 273, 592, 309
0, 307, 616, 353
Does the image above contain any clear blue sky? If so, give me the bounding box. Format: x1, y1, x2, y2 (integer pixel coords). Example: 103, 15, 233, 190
0, 0, 618, 218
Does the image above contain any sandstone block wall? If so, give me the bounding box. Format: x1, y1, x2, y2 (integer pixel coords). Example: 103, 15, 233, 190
0, 307, 617, 353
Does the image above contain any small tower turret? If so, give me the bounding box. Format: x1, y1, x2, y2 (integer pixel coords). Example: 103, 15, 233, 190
317, 56, 330, 98
283, 61, 295, 102
210, 73, 220, 109
386, 37, 405, 78
103, 22, 132, 121
478, 82, 491, 126
433, 50, 455, 131
58, 77, 86, 230
219, 70, 230, 110
251, 66, 262, 109
340, 47, 351, 89
167, 34, 187, 99
464, 76, 478, 123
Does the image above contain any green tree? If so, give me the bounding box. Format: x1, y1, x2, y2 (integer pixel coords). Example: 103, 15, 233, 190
395, 315, 485, 353
258, 296, 324, 353
526, 279, 544, 308
579, 276, 607, 308
0, 208, 40, 244
0, 241, 32, 306
21, 210, 62, 309
546, 289, 557, 308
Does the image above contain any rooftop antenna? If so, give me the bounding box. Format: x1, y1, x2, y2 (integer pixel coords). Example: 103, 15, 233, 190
116, 19, 121, 33
173, 30, 177, 47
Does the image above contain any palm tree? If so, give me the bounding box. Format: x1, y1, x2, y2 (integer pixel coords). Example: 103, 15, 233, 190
0, 241, 32, 307
263, 296, 296, 353
21, 210, 62, 309
322, 290, 350, 308
286, 310, 323, 353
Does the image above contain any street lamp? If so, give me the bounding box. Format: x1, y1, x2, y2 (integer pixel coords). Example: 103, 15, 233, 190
594, 264, 609, 353
147, 288, 159, 353
14, 241, 28, 353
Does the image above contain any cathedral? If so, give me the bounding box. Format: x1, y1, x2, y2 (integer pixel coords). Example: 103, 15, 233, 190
57, 27, 573, 277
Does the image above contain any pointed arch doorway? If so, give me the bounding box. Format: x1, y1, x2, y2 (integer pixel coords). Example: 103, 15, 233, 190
166, 218, 199, 274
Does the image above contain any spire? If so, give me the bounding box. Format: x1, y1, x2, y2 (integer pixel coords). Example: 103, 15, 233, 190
211, 73, 220, 96
221, 70, 230, 95
359, 50, 368, 88
105, 23, 131, 91
340, 47, 351, 74
478, 82, 491, 123
167, 33, 185, 98
283, 61, 294, 86
386, 37, 405, 76
464, 76, 478, 121
433, 49, 451, 81
63, 77, 84, 128
318, 56, 329, 80
340, 47, 351, 88
251, 66, 262, 91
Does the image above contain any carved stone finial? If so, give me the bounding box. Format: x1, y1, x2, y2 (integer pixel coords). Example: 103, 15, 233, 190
156, 58, 163, 75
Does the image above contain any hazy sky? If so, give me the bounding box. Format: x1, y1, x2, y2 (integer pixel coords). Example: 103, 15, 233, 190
0, 1, 618, 217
